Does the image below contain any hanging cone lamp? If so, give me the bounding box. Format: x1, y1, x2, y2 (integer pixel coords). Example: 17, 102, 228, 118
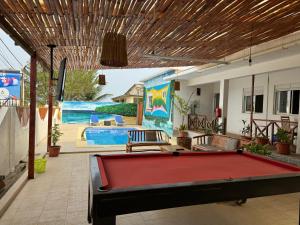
100, 32, 128, 67
174, 81, 180, 91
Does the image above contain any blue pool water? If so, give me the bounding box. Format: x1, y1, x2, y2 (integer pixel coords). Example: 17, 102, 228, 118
85, 128, 137, 145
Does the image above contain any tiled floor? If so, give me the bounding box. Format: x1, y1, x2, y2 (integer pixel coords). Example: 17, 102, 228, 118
0, 153, 299, 225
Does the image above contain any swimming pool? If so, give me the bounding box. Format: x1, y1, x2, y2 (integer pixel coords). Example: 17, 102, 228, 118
85, 127, 137, 145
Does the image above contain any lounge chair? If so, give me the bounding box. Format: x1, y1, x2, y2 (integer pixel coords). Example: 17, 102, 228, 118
126, 129, 171, 152
90, 114, 99, 126
115, 115, 125, 126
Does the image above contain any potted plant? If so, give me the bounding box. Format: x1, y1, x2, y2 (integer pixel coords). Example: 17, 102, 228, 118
178, 124, 188, 137
241, 120, 251, 139
275, 128, 291, 155
240, 120, 252, 146
173, 93, 194, 137
48, 123, 63, 157
255, 134, 269, 145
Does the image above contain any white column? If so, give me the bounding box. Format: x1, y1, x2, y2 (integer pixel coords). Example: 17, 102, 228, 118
296, 113, 300, 154
219, 79, 229, 131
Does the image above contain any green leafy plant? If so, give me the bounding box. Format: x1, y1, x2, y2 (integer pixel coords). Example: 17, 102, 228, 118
244, 143, 271, 156
179, 124, 187, 131
241, 120, 250, 136
96, 103, 137, 117
51, 124, 63, 146
275, 128, 290, 144
212, 122, 223, 134
173, 92, 194, 131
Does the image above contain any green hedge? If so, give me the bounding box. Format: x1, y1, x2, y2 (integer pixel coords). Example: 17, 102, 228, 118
95, 103, 137, 117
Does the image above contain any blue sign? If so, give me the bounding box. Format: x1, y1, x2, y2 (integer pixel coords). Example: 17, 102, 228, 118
0, 72, 21, 100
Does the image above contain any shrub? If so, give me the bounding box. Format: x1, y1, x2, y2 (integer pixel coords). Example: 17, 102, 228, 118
244, 143, 272, 156
95, 103, 137, 117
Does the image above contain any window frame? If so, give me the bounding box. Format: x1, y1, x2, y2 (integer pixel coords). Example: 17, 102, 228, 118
275, 88, 300, 115
242, 94, 264, 114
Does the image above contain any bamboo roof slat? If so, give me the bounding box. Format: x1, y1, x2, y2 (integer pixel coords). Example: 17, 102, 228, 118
0, 0, 300, 70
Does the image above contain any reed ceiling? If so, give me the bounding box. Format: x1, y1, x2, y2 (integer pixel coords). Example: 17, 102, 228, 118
0, 0, 300, 70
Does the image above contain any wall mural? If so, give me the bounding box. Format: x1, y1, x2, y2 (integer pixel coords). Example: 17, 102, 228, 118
142, 70, 175, 136
144, 82, 172, 119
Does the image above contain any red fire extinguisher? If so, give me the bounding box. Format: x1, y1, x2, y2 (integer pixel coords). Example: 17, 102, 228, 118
215, 107, 222, 118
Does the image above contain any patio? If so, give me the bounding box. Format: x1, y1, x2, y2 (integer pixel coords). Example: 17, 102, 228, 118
0, 152, 299, 225
0, 1, 300, 224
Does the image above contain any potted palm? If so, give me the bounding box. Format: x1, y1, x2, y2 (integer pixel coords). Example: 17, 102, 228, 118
48, 123, 63, 157
241, 120, 251, 138
240, 120, 252, 146
275, 128, 291, 155
173, 93, 193, 137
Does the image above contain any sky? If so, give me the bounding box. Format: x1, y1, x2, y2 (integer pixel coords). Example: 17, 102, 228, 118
0, 29, 165, 102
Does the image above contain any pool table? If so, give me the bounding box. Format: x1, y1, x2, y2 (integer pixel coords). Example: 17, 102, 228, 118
88, 151, 300, 225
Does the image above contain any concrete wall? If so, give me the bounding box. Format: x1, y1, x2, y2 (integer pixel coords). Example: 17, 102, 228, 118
227, 67, 300, 134
0, 107, 58, 176
0, 108, 11, 176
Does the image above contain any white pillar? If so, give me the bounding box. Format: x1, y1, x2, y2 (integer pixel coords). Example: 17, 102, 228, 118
219, 79, 229, 133
296, 113, 300, 154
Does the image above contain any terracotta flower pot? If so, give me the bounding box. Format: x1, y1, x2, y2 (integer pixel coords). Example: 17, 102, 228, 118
240, 136, 252, 147
48, 146, 61, 157
178, 130, 188, 137
276, 143, 290, 155
255, 137, 269, 145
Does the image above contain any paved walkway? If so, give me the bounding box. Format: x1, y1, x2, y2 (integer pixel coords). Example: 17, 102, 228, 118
0, 152, 299, 225
36, 124, 169, 154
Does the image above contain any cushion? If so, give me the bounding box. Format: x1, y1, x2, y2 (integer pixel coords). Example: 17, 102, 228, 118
145, 131, 157, 141
193, 144, 222, 151
224, 138, 239, 150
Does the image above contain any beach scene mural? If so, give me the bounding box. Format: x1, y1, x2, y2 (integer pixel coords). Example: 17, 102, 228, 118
62, 101, 118, 124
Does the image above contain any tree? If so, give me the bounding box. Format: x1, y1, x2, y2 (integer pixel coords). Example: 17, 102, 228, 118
64, 70, 111, 101
24, 64, 111, 105
24, 64, 49, 106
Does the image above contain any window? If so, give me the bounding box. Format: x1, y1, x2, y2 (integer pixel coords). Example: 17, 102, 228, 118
214, 93, 220, 109
242, 87, 264, 113
275, 88, 300, 115
146, 95, 153, 110
255, 95, 264, 113
242, 95, 263, 113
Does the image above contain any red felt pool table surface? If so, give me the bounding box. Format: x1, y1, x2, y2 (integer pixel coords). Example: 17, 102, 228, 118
96, 152, 300, 189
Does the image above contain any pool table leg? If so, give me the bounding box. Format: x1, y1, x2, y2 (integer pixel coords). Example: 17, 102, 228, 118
93, 215, 116, 225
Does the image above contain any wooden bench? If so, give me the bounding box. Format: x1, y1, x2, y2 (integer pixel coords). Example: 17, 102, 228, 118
126, 130, 171, 152
192, 134, 239, 151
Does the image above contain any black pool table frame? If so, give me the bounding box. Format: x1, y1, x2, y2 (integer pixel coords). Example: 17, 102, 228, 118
88, 151, 300, 225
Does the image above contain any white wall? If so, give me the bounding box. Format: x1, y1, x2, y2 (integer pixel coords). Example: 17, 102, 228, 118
35, 110, 48, 145
0, 107, 52, 176
173, 81, 215, 129
0, 109, 11, 176
227, 67, 300, 135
